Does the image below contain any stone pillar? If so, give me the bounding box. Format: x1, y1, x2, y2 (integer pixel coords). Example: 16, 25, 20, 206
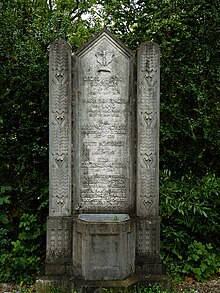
136, 42, 162, 274
46, 40, 72, 275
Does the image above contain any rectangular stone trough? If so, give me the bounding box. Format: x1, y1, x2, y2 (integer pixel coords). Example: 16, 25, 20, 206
72, 214, 135, 280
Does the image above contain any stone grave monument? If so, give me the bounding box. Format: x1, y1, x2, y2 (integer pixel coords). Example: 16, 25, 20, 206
39, 29, 163, 291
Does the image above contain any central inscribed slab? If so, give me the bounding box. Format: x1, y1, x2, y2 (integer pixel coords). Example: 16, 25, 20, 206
75, 32, 133, 213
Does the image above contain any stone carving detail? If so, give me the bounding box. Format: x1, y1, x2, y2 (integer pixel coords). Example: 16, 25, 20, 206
46, 217, 72, 263
96, 50, 114, 72
49, 40, 71, 216
75, 32, 133, 213
137, 42, 160, 217
136, 218, 160, 260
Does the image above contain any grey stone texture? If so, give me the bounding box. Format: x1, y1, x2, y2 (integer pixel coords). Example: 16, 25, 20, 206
46, 217, 72, 275
46, 29, 162, 286
136, 42, 161, 273
73, 30, 135, 214
73, 215, 135, 280
49, 40, 72, 216
137, 41, 160, 218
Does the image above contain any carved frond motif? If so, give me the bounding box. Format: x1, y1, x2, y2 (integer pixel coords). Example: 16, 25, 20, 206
51, 154, 69, 214
96, 50, 114, 66
140, 111, 156, 127
137, 42, 160, 217
51, 88, 68, 113
140, 43, 158, 74
140, 151, 156, 169
49, 40, 72, 216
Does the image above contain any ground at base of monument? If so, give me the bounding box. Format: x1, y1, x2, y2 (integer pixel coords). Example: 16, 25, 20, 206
35, 274, 170, 293
2, 277, 220, 292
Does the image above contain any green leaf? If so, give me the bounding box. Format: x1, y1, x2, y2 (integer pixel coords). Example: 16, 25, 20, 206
0, 196, 10, 205
0, 214, 9, 224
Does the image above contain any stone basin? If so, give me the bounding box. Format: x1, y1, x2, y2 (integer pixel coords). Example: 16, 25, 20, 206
75, 213, 135, 280
78, 213, 130, 222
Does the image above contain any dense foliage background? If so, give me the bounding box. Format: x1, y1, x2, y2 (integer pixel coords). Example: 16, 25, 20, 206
0, 0, 219, 283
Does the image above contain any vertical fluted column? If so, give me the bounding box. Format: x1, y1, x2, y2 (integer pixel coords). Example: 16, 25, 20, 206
136, 41, 162, 274
49, 40, 72, 216
46, 40, 72, 275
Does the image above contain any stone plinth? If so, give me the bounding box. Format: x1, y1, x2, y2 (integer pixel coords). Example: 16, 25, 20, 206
72, 214, 135, 280
36, 275, 170, 293
45, 217, 72, 275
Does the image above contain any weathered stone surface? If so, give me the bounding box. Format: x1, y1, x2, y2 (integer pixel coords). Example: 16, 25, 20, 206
137, 41, 160, 217
36, 275, 170, 293
72, 214, 135, 280
73, 30, 134, 214
49, 40, 72, 216
136, 217, 162, 274
46, 217, 72, 275
136, 42, 161, 274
